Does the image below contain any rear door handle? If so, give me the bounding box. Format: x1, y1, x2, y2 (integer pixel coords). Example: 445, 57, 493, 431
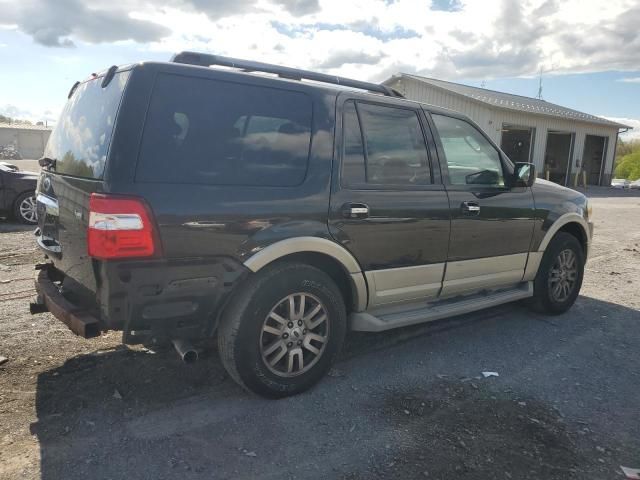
461, 201, 480, 215
342, 203, 369, 219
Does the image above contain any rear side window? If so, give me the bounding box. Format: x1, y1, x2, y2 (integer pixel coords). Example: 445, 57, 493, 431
341, 101, 431, 187
136, 74, 312, 186
342, 101, 367, 185
46, 71, 130, 179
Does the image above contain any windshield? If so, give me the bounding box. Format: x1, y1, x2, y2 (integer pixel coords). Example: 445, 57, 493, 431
44, 71, 130, 179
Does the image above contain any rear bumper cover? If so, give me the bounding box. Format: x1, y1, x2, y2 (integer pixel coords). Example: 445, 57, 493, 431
33, 268, 102, 338
32, 257, 249, 344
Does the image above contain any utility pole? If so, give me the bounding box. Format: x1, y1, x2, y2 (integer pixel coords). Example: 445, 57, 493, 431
537, 67, 544, 100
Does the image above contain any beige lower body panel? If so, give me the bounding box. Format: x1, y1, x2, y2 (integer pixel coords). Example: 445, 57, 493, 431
365, 263, 445, 307
522, 251, 544, 281
440, 253, 528, 297
363, 252, 533, 309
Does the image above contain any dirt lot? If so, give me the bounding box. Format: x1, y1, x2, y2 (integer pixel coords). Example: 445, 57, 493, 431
1, 187, 639, 480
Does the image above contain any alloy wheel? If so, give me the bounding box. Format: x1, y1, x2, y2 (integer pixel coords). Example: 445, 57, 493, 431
19, 195, 37, 224
260, 292, 329, 377
548, 248, 578, 302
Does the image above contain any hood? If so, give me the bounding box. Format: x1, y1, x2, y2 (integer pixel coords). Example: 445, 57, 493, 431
531, 177, 588, 216
534, 178, 578, 195
14, 171, 39, 179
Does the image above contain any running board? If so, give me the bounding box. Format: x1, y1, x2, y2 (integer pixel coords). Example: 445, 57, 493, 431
349, 282, 533, 332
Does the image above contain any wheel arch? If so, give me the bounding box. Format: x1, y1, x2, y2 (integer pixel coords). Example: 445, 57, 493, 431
243, 237, 368, 313
538, 213, 590, 257
12, 189, 36, 207
524, 213, 590, 281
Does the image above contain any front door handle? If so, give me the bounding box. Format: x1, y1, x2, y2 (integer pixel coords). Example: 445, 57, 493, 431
342, 203, 369, 219
461, 201, 480, 215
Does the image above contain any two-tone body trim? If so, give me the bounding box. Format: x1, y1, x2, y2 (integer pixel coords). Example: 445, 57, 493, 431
365, 263, 445, 307
441, 253, 528, 297
243, 236, 368, 312
537, 212, 592, 258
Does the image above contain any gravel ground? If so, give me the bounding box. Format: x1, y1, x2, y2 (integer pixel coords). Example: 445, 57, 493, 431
0, 186, 639, 480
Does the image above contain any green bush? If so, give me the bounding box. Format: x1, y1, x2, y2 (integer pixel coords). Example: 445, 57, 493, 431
615, 151, 640, 180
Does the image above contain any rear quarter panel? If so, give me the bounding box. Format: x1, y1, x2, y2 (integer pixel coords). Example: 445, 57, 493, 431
107, 63, 338, 262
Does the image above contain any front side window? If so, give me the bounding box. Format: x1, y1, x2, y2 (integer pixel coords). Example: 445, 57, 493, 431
137, 74, 312, 186
341, 101, 431, 187
431, 114, 505, 186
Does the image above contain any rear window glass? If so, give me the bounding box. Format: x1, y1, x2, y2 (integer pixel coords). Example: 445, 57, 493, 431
46, 71, 130, 179
136, 74, 313, 187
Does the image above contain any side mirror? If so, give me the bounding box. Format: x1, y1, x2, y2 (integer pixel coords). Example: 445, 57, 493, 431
512, 162, 536, 187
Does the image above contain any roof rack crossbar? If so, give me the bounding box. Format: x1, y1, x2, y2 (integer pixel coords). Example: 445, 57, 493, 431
170, 51, 403, 98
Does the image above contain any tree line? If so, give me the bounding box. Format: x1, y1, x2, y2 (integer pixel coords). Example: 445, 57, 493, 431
0, 114, 33, 125
615, 138, 640, 181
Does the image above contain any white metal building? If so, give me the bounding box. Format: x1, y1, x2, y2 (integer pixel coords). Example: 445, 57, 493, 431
384, 74, 631, 186
0, 123, 52, 160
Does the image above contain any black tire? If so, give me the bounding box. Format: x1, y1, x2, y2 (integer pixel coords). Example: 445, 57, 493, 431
527, 232, 585, 315
13, 191, 37, 225
217, 262, 347, 398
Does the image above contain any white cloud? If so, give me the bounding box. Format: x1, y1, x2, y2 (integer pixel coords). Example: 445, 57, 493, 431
601, 117, 640, 140
3, 0, 640, 81
2, 0, 639, 124
618, 77, 640, 83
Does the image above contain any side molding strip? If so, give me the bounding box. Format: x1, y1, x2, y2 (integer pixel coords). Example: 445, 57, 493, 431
243, 237, 368, 311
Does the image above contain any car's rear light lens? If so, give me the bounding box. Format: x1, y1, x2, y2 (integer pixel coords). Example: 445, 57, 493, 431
88, 193, 157, 259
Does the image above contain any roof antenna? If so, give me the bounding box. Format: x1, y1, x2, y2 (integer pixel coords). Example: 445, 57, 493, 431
537, 67, 544, 100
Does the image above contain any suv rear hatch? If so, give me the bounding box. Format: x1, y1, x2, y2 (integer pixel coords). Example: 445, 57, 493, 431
36, 69, 131, 303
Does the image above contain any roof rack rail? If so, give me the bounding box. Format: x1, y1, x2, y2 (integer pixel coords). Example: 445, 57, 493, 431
170, 51, 404, 98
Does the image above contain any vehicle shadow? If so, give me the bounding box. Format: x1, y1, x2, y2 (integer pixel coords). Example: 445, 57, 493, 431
32, 295, 640, 479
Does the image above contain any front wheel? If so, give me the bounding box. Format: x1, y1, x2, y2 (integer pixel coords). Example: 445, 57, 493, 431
528, 232, 585, 315
14, 192, 37, 224
217, 262, 347, 398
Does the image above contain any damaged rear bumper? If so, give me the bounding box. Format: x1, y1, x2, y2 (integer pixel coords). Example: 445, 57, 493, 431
31, 267, 102, 338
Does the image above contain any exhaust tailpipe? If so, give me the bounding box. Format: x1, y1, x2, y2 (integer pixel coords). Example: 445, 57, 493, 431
172, 339, 198, 364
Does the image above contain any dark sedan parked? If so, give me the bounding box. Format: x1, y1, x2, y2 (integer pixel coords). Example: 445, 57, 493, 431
0, 162, 38, 224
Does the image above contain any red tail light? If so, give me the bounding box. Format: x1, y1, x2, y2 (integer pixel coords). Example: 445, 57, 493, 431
88, 193, 158, 260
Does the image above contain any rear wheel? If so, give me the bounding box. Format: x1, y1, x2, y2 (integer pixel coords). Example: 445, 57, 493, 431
528, 232, 584, 315
217, 262, 346, 398
14, 192, 37, 224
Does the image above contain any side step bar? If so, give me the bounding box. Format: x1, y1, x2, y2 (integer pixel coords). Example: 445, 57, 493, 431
349, 282, 533, 332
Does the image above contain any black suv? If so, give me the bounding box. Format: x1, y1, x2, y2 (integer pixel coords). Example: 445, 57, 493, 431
31, 52, 593, 397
